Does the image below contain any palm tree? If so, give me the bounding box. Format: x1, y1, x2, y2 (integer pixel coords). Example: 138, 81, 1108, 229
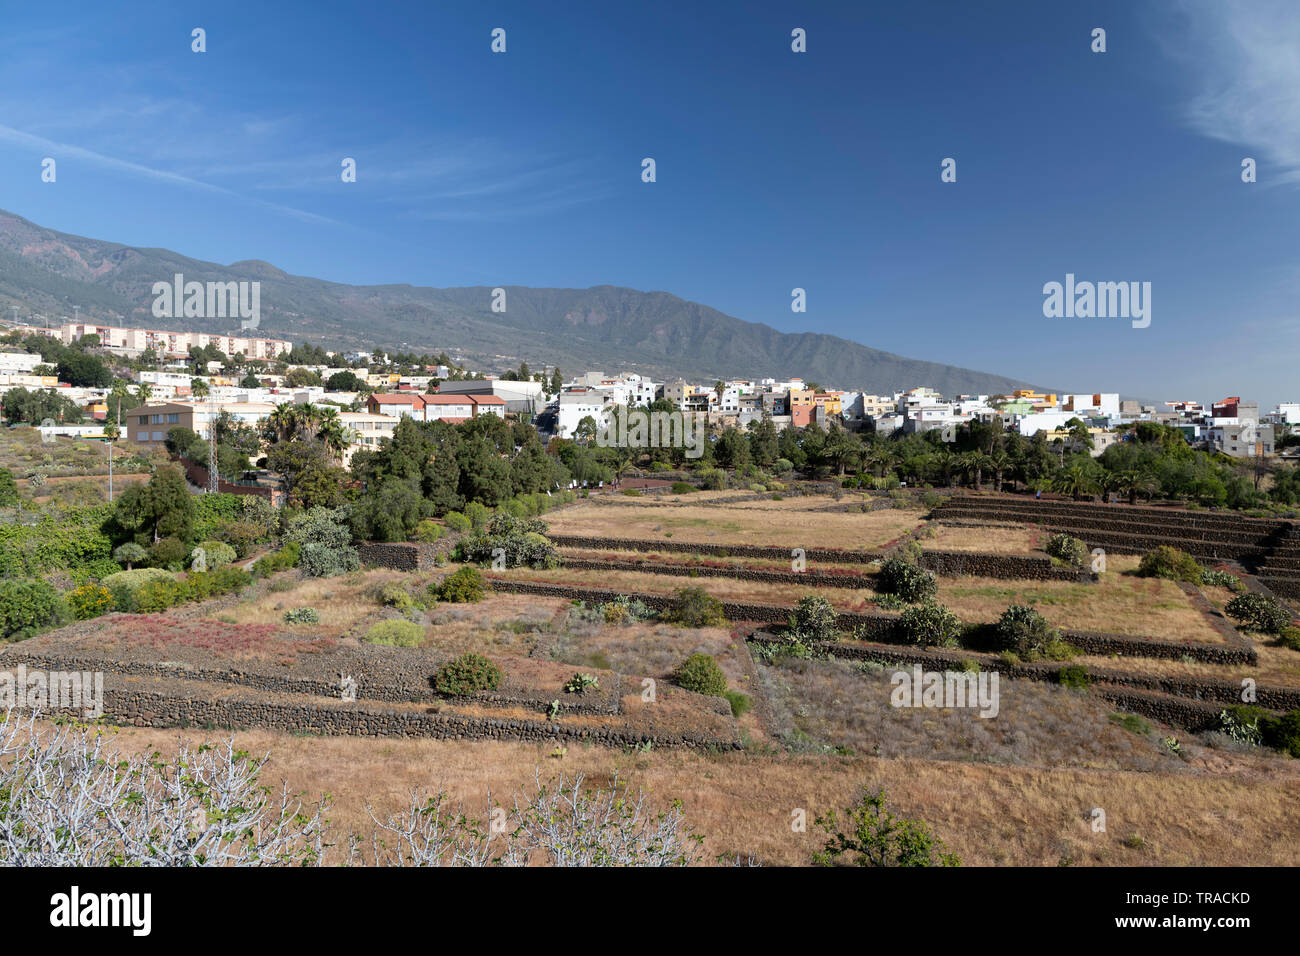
931, 449, 957, 488
1108, 469, 1158, 506
988, 449, 1010, 493
861, 444, 893, 480
315, 407, 350, 461
266, 403, 296, 443
959, 452, 994, 492
134, 382, 154, 405
191, 378, 210, 399
1050, 465, 1099, 501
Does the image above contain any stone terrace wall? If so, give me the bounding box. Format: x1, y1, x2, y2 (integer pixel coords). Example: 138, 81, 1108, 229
748, 639, 1284, 728
550, 534, 881, 564
358, 541, 450, 572
0, 648, 640, 717
486, 578, 1256, 664
747, 636, 1290, 710
100, 683, 741, 750
555, 534, 1086, 582
918, 550, 1088, 582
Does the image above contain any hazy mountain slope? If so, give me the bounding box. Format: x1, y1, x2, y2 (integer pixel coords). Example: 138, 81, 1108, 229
0, 209, 1040, 394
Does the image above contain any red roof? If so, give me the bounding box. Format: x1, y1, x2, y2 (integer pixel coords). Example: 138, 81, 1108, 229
421, 394, 475, 405
369, 394, 424, 405
469, 394, 506, 405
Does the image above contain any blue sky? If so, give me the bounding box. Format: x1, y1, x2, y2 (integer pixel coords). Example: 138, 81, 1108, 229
0, 0, 1297, 407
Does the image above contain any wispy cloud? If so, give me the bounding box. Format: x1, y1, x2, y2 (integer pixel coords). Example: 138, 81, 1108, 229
1167, 0, 1300, 184
0, 122, 339, 225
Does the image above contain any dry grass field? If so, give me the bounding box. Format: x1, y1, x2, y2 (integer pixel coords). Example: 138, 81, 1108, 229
921, 521, 1045, 554
935, 573, 1228, 643
72, 723, 1300, 866
546, 497, 922, 549
211, 568, 414, 639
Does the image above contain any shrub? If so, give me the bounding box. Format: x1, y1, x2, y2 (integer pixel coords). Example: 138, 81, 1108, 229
994, 605, 1062, 656
412, 520, 446, 543
299, 542, 360, 577
898, 602, 962, 647
460, 514, 560, 570
101, 567, 174, 612
148, 536, 190, 570
134, 576, 189, 613
252, 542, 300, 578
672, 653, 727, 696
699, 468, 727, 490
724, 690, 752, 718
1259, 710, 1300, 758
876, 558, 937, 603
1216, 705, 1264, 745
1279, 627, 1300, 652
284, 607, 319, 625
431, 566, 486, 603
434, 652, 503, 695
1044, 534, 1089, 568
787, 595, 838, 644
363, 619, 426, 647
0, 579, 66, 640
464, 502, 490, 530
112, 541, 148, 570
1056, 665, 1091, 689
191, 540, 237, 570
285, 507, 357, 576
443, 511, 471, 533
669, 482, 697, 494
1225, 593, 1292, 635
1201, 569, 1243, 592
70, 557, 129, 586
664, 587, 726, 628
563, 673, 599, 694
379, 583, 415, 610
203, 565, 252, 596
1112, 713, 1153, 736
813, 788, 960, 867
1137, 545, 1203, 584
67, 583, 114, 620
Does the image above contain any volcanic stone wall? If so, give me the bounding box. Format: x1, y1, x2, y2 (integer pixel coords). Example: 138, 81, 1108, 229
99, 683, 741, 750
555, 534, 1085, 581
486, 578, 1256, 664
918, 550, 1087, 582
358, 541, 449, 572
550, 534, 881, 564
747, 635, 1291, 709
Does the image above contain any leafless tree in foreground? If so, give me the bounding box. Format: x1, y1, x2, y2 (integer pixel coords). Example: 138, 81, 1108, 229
0, 710, 328, 866
363, 770, 705, 867
0, 713, 705, 866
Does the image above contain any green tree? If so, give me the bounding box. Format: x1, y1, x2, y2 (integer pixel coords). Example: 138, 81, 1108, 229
113, 467, 195, 543
814, 788, 960, 867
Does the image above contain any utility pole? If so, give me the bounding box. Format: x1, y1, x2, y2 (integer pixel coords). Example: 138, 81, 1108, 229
207, 393, 219, 493
108, 402, 120, 501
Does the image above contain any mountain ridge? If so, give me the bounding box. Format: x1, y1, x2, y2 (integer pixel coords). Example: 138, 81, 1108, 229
0, 208, 1045, 395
